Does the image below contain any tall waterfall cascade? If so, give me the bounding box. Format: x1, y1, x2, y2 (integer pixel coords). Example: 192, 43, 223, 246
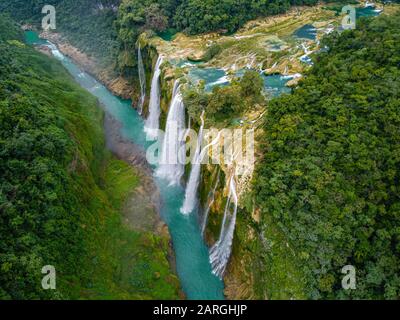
137, 43, 146, 115
209, 175, 238, 278
180, 111, 205, 215
156, 80, 186, 185
144, 55, 163, 138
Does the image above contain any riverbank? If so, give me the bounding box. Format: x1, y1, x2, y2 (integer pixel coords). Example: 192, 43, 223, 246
103, 111, 183, 284
104, 110, 182, 286
40, 30, 135, 100
27, 30, 183, 299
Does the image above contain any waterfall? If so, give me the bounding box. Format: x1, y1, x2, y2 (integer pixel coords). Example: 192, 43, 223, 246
201, 170, 221, 236
156, 80, 186, 185
209, 175, 238, 278
47, 43, 64, 60
144, 55, 163, 138
180, 111, 205, 215
137, 43, 146, 115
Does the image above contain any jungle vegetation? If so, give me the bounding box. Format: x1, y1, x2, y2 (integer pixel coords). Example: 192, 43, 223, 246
254, 12, 400, 299
0, 14, 180, 299
182, 70, 265, 124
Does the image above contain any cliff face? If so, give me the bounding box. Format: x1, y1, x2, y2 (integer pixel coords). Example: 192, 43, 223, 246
199, 163, 264, 300
139, 37, 175, 124
199, 161, 308, 300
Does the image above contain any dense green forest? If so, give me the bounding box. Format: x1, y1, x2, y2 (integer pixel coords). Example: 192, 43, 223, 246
0, 14, 179, 299
254, 12, 400, 299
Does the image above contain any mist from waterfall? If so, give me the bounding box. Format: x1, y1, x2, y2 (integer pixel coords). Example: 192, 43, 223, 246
209, 175, 238, 278
180, 112, 205, 215
137, 43, 146, 115
144, 55, 163, 138
156, 80, 186, 185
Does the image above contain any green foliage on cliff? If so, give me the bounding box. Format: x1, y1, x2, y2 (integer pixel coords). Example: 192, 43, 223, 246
183, 70, 265, 124
202, 44, 222, 62
0, 16, 180, 299
0, 14, 23, 42
254, 13, 400, 299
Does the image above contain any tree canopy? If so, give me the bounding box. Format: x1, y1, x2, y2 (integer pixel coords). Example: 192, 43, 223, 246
254, 13, 400, 299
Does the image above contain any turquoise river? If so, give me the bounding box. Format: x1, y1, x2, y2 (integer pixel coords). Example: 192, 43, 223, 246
25, 31, 225, 300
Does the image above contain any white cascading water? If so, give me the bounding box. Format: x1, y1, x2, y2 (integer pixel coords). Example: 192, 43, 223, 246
156, 80, 186, 185
47, 43, 64, 60
137, 43, 146, 115
180, 111, 205, 215
201, 170, 221, 236
209, 175, 238, 278
144, 55, 163, 138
